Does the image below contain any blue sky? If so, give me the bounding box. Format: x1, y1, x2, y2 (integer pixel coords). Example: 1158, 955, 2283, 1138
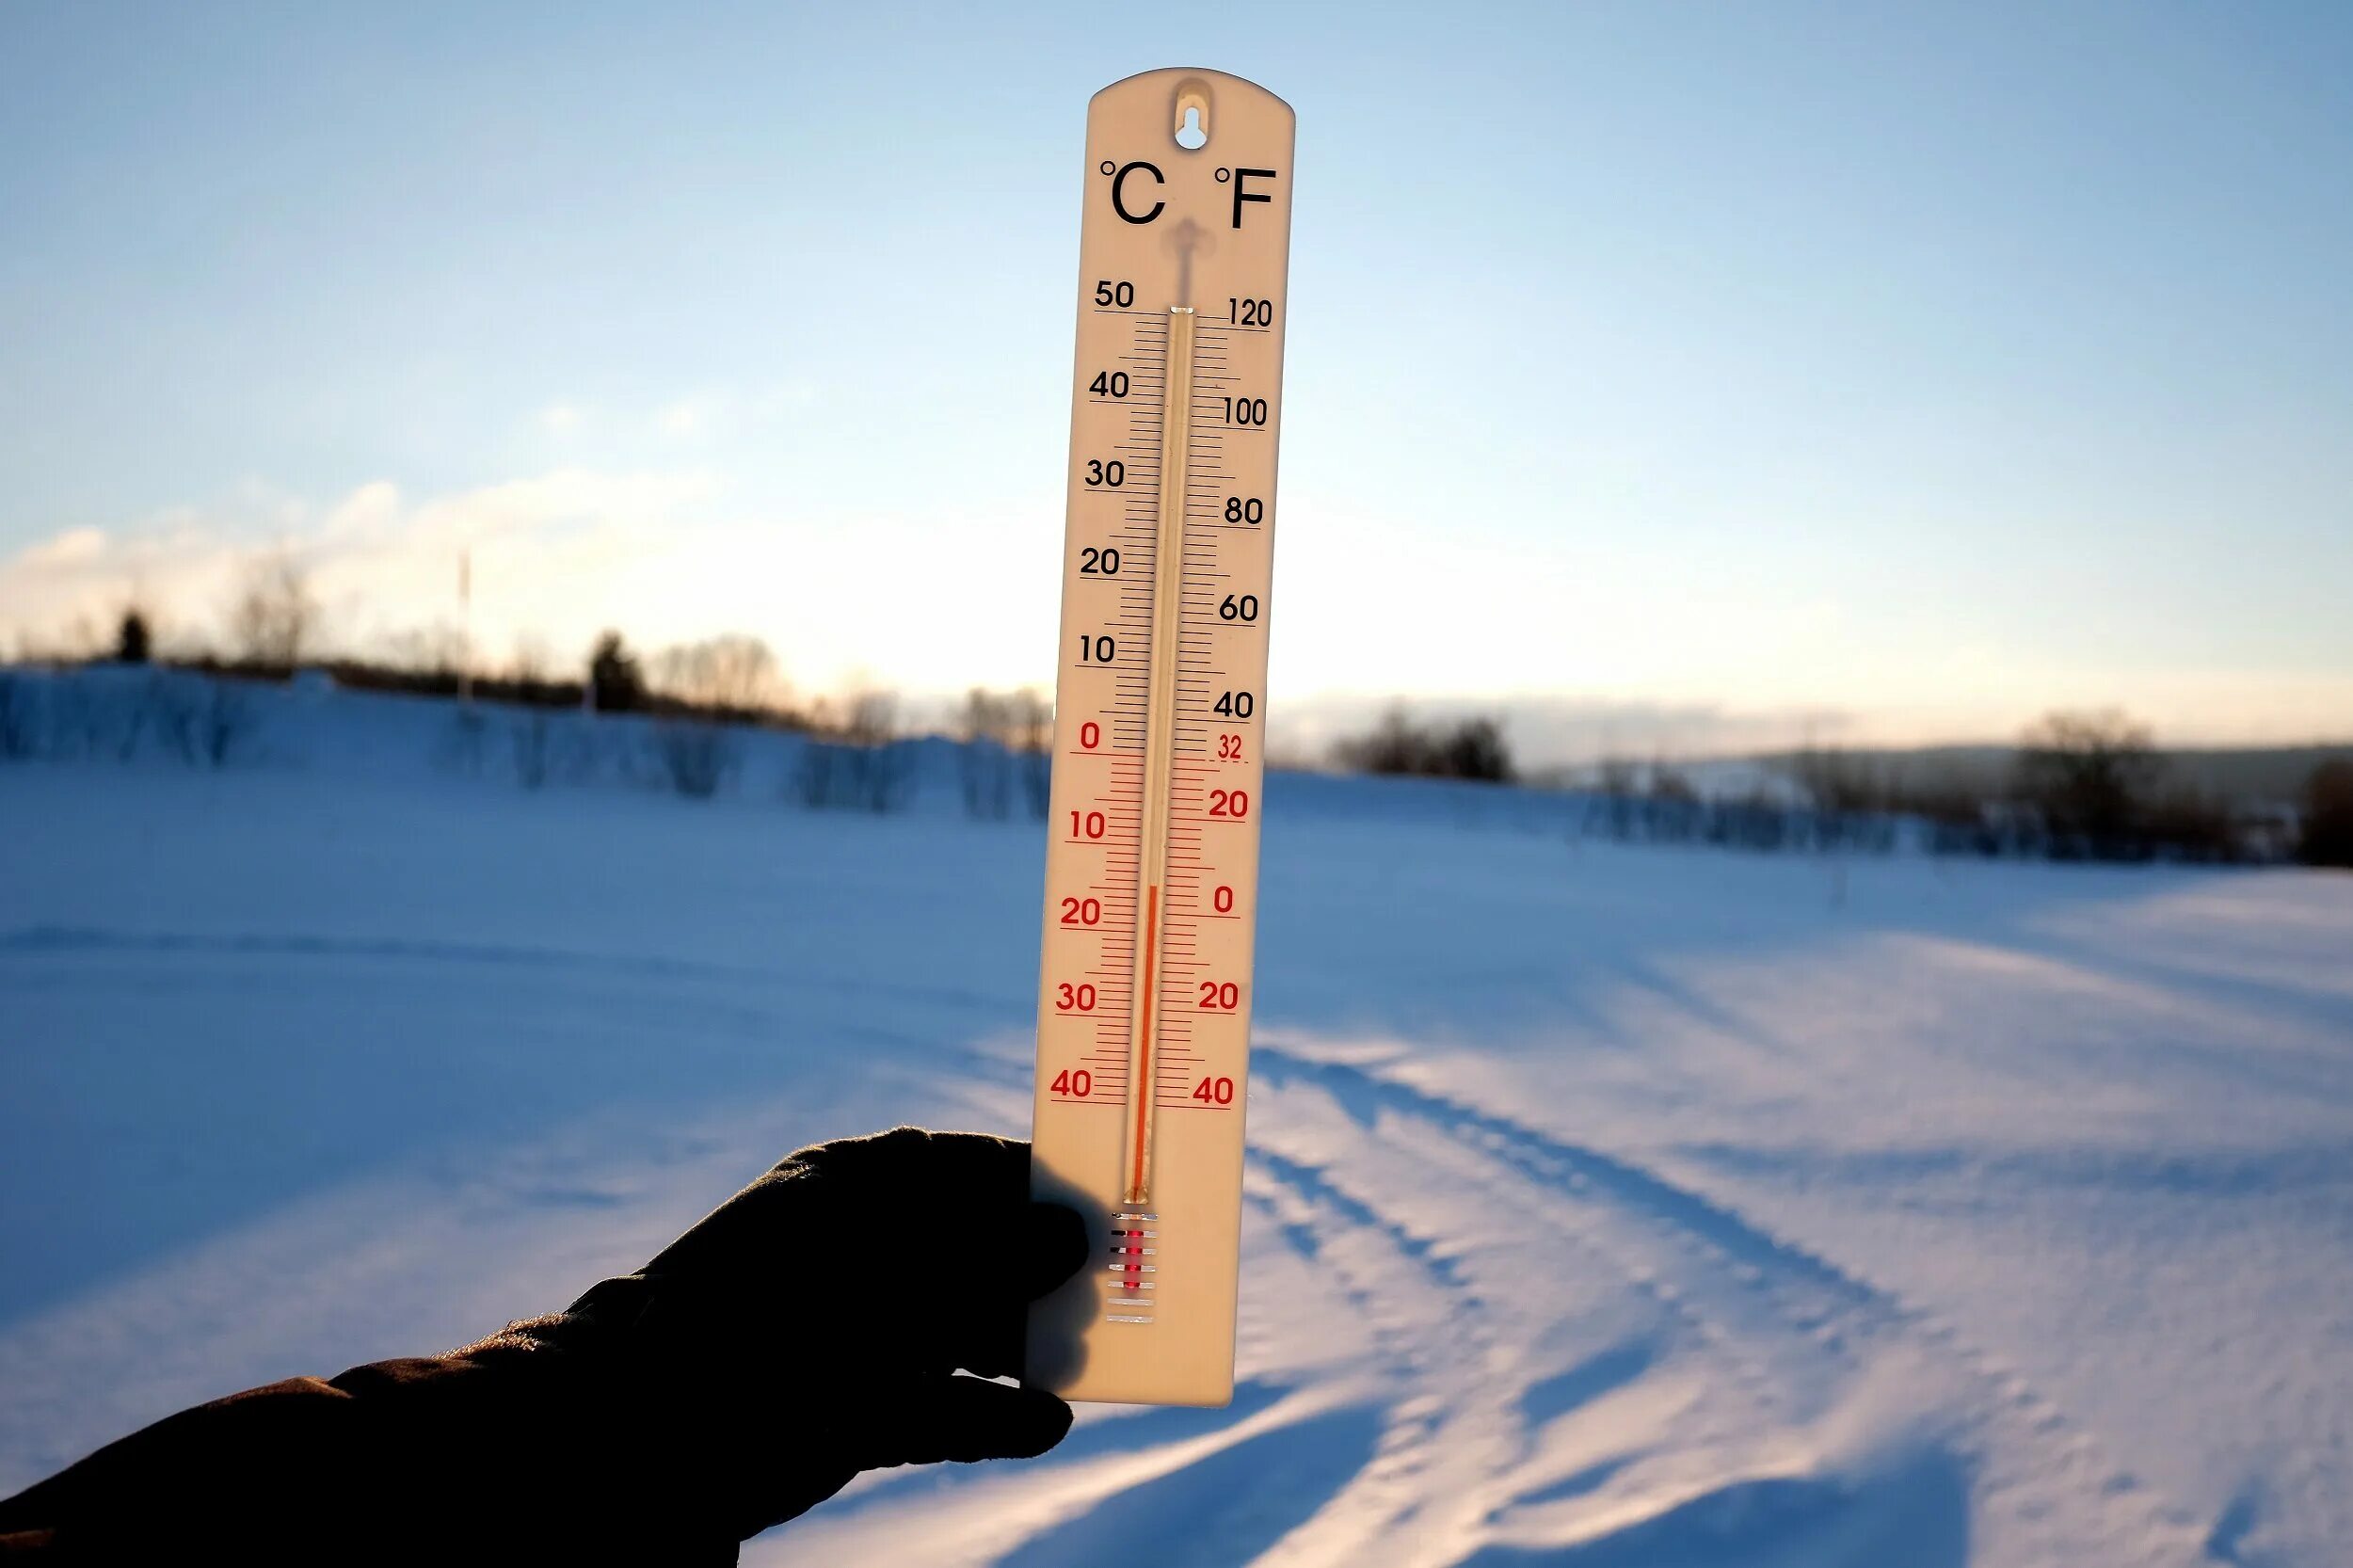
3, 2, 2348, 758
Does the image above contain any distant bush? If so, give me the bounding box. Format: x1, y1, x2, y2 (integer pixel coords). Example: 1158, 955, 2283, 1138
791, 688, 913, 812
1, 669, 259, 769
511, 712, 553, 790
1578, 756, 1900, 856
1790, 746, 1900, 852
2139, 787, 2238, 864
2013, 709, 2163, 860
652, 720, 740, 799
0, 673, 40, 760
196, 680, 254, 767
957, 689, 1016, 820
47, 676, 149, 760
2301, 760, 2353, 869
1333, 706, 1513, 783
149, 673, 255, 767
437, 706, 488, 776
1009, 689, 1052, 818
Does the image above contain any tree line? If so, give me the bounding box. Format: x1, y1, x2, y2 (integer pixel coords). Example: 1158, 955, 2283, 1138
8, 554, 2346, 866
1578, 710, 2351, 869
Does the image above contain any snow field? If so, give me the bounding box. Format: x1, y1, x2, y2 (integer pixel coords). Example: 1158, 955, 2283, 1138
3, 680, 2348, 1563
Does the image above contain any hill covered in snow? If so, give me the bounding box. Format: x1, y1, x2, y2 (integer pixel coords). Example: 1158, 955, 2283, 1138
3, 673, 2349, 1565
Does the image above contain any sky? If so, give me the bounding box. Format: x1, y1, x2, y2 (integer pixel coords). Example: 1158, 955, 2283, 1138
2, 2, 2349, 761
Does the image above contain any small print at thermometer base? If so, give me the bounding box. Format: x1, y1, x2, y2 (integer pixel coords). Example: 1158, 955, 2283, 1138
1026, 68, 1295, 1408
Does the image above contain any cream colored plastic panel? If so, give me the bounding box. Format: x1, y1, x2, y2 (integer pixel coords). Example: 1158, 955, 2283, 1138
1027, 67, 1295, 1407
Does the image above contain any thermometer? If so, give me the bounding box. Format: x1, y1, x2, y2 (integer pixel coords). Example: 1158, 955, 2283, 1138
1026, 68, 1295, 1407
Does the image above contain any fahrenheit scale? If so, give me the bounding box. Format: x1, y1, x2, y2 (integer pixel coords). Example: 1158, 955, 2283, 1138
1026, 68, 1295, 1407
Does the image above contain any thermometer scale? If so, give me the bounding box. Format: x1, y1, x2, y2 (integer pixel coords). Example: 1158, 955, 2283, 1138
1026, 68, 1294, 1407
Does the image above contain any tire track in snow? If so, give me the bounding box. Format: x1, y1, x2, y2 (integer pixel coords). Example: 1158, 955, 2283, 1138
1239, 1145, 1513, 1563
1241, 1075, 1821, 1563
1250, 1040, 2228, 1566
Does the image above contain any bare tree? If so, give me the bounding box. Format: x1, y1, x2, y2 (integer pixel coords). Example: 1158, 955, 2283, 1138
1331, 704, 1513, 782
651, 633, 782, 716
1007, 687, 1052, 818
2014, 709, 2162, 858
791, 683, 912, 812
843, 687, 911, 810
509, 634, 552, 684
1793, 744, 1889, 852
228, 553, 319, 668
958, 688, 1014, 820
1592, 755, 1638, 840
1647, 762, 1701, 841
379, 622, 468, 679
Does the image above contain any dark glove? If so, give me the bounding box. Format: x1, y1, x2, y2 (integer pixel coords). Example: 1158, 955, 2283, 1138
0, 1127, 1089, 1565
504, 1125, 1090, 1538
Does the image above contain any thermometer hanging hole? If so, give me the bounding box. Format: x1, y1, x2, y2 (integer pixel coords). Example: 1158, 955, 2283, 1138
1172, 86, 1211, 151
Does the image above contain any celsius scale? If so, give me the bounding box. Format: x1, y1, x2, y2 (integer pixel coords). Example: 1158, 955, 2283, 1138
1026, 68, 1295, 1407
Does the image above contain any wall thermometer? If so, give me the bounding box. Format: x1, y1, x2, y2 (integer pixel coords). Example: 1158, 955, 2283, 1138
1026, 67, 1295, 1408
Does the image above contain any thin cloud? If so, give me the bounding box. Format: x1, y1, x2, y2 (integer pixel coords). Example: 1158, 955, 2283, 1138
0, 470, 716, 660
5, 474, 2345, 747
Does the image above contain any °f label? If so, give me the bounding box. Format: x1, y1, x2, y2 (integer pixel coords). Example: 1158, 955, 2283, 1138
1026, 68, 1294, 1408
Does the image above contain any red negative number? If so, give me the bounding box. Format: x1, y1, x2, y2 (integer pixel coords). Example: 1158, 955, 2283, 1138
1057, 982, 1096, 1012
1191, 1076, 1236, 1105
1070, 809, 1107, 840
1060, 896, 1101, 926
1199, 981, 1240, 1010
1051, 1068, 1094, 1097
1207, 789, 1249, 819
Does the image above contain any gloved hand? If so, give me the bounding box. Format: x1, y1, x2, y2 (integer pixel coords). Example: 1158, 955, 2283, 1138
0, 1127, 1090, 1565
495, 1125, 1091, 1541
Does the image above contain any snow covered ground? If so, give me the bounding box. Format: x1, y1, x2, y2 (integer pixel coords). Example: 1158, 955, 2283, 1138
3, 678, 2349, 1565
